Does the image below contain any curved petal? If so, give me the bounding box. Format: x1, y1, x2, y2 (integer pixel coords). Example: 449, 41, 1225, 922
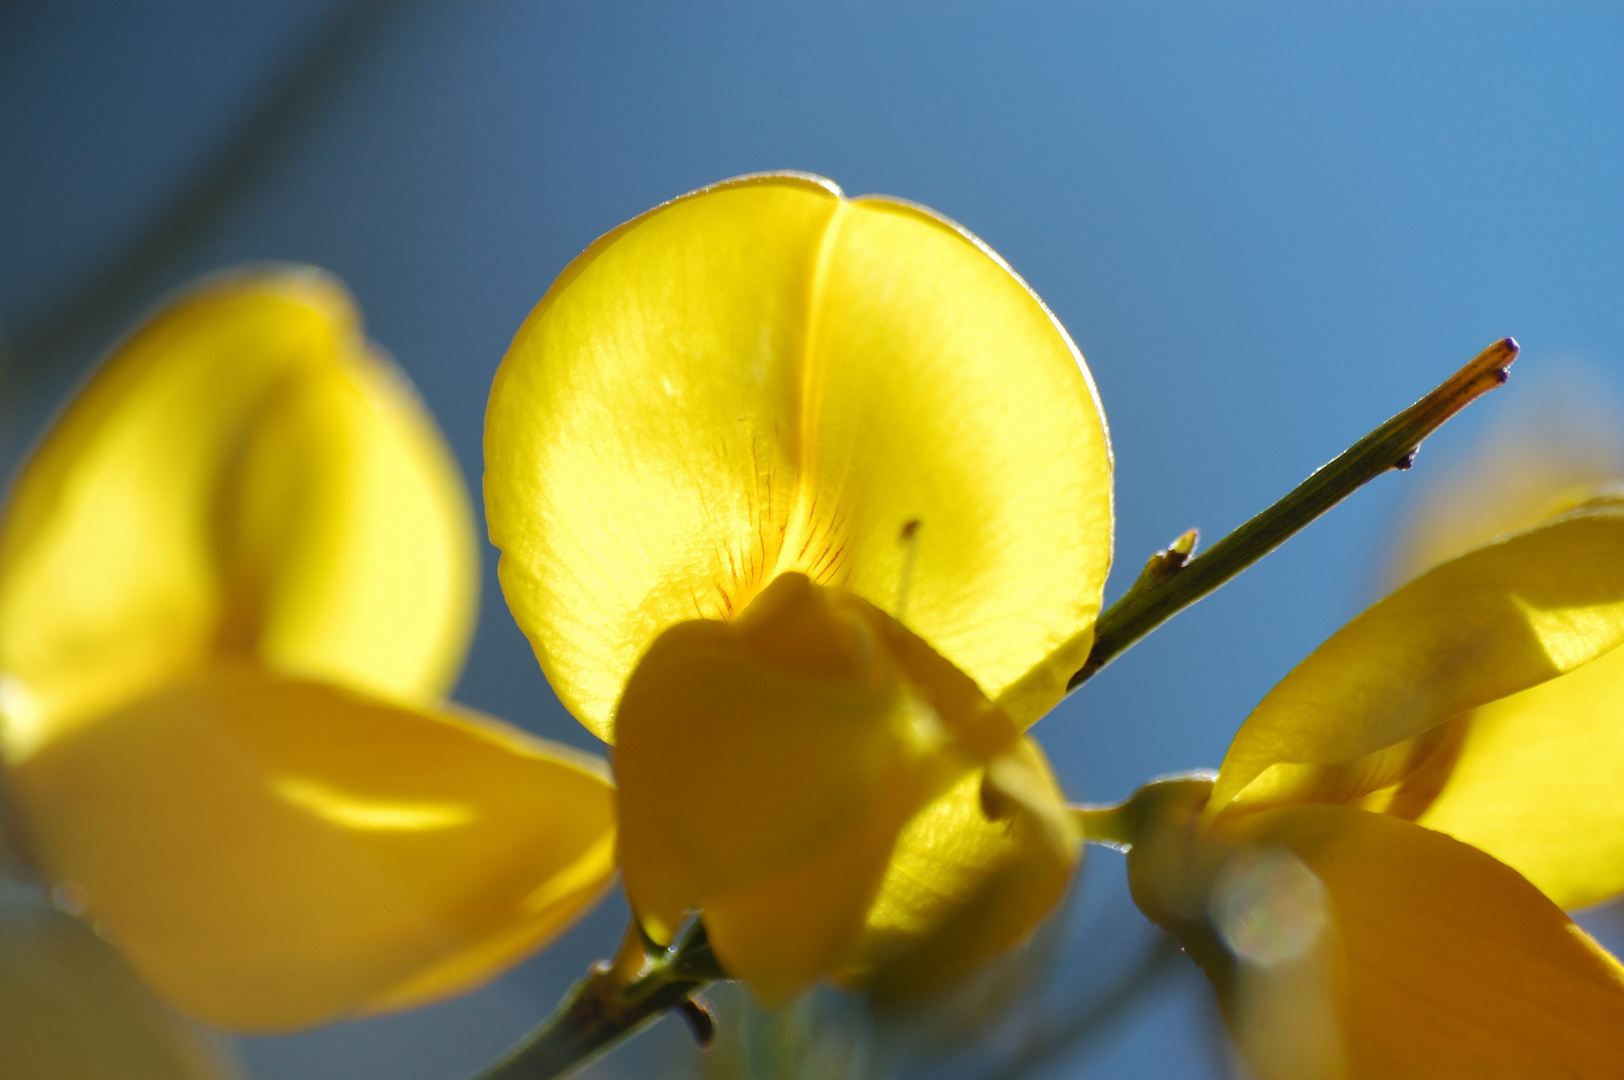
220, 343, 477, 701
486, 172, 1111, 741
1233, 805, 1624, 1079
1417, 642, 1624, 909
835, 737, 1079, 999
614, 573, 1016, 1002
5, 666, 615, 1032
1210, 498, 1624, 816
0, 881, 238, 1080
0, 270, 477, 764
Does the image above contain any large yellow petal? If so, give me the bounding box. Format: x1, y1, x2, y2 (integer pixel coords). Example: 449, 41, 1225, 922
836, 736, 1079, 999
1234, 805, 1624, 1079
486, 172, 1111, 741
0, 270, 477, 764
1416, 642, 1624, 909
788, 195, 1112, 726
0, 880, 238, 1079
614, 573, 1016, 1002
5, 665, 615, 1032
1209, 496, 1624, 816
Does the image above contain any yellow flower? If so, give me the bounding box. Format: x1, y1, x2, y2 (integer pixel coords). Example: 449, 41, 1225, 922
0, 269, 616, 1032
1112, 491, 1624, 1078
484, 173, 1112, 1002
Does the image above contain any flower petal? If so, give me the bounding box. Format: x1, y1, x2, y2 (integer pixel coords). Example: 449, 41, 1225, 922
220, 339, 477, 705
5, 665, 615, 1031
486, 172, 1111, 741
1210, 497, 1624, 816
0, 881, 238, 1079
1235, 805, 1624, 1078
835, 737, 1079, 999
791, 195, 1112, 726
0, 270, 477, 764
1416, 641, 1624, 909
614, 573, 1016, 1002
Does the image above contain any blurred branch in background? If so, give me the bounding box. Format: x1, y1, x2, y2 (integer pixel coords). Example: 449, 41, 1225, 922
975, 932, 1183, 1080
1, 0, 412, 383
695, 880, 1194, 1080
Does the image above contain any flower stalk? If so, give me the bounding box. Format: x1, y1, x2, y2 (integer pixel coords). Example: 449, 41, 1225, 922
1069, 337, 1519, 690
475, 919, 725, 1080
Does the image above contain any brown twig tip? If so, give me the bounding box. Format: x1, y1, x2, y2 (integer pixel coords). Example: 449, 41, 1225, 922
1402, 337, 1520, 444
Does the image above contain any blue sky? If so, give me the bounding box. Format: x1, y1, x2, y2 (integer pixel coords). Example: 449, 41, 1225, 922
3, 3, 1622, 1077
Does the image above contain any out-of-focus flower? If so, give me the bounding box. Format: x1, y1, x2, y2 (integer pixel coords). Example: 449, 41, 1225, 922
0, 847, 241, 1080
1112, 490, 1624, 1078
485, 172, 1111, 1002
1382, 359, 1624, 588
0, 270, 616, 1032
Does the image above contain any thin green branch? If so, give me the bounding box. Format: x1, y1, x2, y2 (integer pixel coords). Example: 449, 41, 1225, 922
1068, 337, 1519, 691
475, 919, 725, 1080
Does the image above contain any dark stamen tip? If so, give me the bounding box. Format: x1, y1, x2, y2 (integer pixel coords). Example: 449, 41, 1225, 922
677, 997, 716, 1048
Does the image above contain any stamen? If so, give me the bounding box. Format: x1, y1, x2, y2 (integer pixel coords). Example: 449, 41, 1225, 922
894, 518, 922, 621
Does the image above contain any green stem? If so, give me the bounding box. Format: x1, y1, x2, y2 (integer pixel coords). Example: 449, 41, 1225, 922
474, 920, 725, 1080
1070, 802, 1135, 850
1068, 337, 1519, 691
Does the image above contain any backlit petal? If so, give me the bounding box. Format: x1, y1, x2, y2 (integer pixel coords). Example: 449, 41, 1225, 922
836, 737, 1079, 999
0, 270, 477, 764
486, 172, 1111, 741
1417, 642, 1624, 909
219, 344, 477, 705
614, 573, 1016, 1002
1235, 805, 1624, 1079
1210, 498, 1624, 816
0, 880, 238, 1080
5, 666, 615, 1031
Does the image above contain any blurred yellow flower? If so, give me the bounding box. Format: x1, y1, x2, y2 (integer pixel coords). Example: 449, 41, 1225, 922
1113, 490, 1624, 1078
0, 859, 240, 1080
0, 269, 616, 1032
485, 173, 1111, 1002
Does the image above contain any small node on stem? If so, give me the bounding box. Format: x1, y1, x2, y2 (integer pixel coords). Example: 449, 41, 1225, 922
676, 996, 716, 1048
1134, 528, 1201, 587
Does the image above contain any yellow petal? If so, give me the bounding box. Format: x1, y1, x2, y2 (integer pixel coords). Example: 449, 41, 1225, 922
614, 573, 1016, 1002
219, 343, 477, 705
836, 736, 1079, 999
0, 270, 477, 764
1235, 805, 1624, 1079
1210, 496, 1624, 816
486, 172, 1111, 742
5, 665, 615, 1032
1416, 641, 1624, 909
0, 881, 238, 1079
